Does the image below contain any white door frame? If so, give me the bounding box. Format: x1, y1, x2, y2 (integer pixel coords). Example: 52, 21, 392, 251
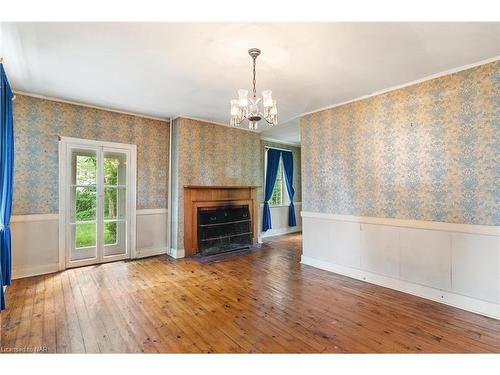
58, 136, 137, 270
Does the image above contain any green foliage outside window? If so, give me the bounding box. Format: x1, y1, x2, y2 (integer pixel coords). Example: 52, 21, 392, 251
75, 155, 119, 248
269, 160, 283, 206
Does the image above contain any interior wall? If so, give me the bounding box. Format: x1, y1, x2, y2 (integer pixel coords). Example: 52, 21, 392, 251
13, 95, 169, 214
300, 60, 500, 318
170, 117, 262, 253
11, 95, 170, 277
301, 61, 499, 226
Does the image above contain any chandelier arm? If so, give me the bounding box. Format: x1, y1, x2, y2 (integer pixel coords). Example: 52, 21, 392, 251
235, 113, 249, 126
260, 113, 275, 126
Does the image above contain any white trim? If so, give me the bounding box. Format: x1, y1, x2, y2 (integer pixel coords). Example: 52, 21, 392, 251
58, 139, 65, 271
294, 56, 500, 121
13, 91, 170, 123
10, 213, 59, 223
301, 255, 500, 320
173, 115, 260, 133
261, 227, 302, 239
12, 263, 59, 280
135, 246, 168, 259
260, 137, 301, 147
260, 202, 302, 208
136, 208, 168, 215
168, 248, 185, 259
301, 211, 500, 237
59, 136, 137, 150
167, 118, 173, 257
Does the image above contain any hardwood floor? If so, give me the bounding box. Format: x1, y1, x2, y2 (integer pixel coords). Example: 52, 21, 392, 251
1, 233, 499, 353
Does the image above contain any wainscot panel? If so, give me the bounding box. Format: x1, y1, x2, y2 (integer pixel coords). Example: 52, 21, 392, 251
10, 210, 169, 279
258, 202, 302, 240
301, 211, 500, 319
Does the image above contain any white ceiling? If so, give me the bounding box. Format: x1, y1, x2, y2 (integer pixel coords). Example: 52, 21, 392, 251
1, 22, 499, 144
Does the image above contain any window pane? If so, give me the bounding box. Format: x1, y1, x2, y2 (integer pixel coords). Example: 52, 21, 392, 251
104, 187, 126, 220
75, 223, 96, 248
75, 154, 96, 185
75, 186, 96, 221
104, 153, 127, 185
104, 222, 117, 245
270, 180, 282, 205
269, 160, 283, 206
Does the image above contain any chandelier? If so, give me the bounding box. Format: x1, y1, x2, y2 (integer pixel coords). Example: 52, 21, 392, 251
230, 48, 278, 130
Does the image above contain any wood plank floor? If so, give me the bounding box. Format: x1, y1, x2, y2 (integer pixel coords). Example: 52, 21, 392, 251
1, 233, 499, 353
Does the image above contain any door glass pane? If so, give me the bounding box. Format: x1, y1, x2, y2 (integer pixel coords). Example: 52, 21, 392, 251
73, 153, 97, 185
104, 187, 126, 220
104, 220, 126, 256
103, 150, 127, 258
75, 223, 97, 248
104, 221, 117, 245
104, 152, 127, 186
69, 148, 98, 263
74, 186, 96, 221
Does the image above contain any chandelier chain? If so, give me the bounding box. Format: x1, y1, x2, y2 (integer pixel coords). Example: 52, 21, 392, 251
252, 56, 257, 99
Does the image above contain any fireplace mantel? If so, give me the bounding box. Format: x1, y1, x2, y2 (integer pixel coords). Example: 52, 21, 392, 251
183, 186, 260, 256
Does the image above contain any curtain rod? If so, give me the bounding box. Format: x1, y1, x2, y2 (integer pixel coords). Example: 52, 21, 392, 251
265, 145, 293, 153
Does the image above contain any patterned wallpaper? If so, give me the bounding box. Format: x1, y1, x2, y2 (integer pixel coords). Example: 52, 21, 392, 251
260, 140, 302, 202
13, 95, 169, 215
172, 117, 262, 249
301, 61, 499, 226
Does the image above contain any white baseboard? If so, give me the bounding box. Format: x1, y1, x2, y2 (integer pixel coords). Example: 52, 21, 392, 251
12, 263, 60, 280
301, 255, 500, 320
260, 226, 302, 239
135, 246, 168, 258
169, 248, 185, 259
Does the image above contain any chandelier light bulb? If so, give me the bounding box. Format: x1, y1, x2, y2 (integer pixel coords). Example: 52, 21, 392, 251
230, 99, 239, 116
237, 89, 248, 107
271, 100, 278, 115
262, 90, 273, 108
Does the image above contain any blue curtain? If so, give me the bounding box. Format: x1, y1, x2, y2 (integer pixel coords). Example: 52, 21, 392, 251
0, 63, 14, 311
262, 148, 281, 232
281, 151, 296, 227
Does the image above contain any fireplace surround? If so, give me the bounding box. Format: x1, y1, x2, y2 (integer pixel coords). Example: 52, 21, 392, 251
183, 186, 259, 256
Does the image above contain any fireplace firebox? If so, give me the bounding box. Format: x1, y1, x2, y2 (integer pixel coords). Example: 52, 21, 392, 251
197, 205, 252, 256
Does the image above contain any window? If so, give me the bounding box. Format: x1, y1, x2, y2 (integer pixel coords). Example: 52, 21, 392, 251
265, 149, 290, 206
269, 160, 283, 206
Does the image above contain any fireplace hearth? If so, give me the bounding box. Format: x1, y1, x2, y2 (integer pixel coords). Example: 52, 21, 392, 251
197, 205, 252, 256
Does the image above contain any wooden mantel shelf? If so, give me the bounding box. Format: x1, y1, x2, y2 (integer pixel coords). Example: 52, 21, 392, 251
184, 185, 261, 189
183, 185, 259, 256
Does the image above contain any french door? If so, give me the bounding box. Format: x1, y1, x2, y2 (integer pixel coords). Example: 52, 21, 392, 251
59, 137, 136, 269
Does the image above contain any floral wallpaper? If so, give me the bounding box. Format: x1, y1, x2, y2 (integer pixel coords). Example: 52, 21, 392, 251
172, 117, 261, 250
301, 60, 499, 226
13, 95, 169, 214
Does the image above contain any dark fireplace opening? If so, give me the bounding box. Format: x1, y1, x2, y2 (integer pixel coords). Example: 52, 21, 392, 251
197, 205, 252, 256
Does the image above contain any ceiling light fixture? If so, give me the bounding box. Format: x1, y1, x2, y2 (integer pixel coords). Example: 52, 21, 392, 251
230, 48, 278, 130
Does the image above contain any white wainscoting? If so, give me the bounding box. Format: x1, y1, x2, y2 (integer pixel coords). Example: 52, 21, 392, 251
10, 208, 169, 279
301, 211, 500, 319
11, 214, 60, 279
258, 202, 302, 242
136, 208, 169, 258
